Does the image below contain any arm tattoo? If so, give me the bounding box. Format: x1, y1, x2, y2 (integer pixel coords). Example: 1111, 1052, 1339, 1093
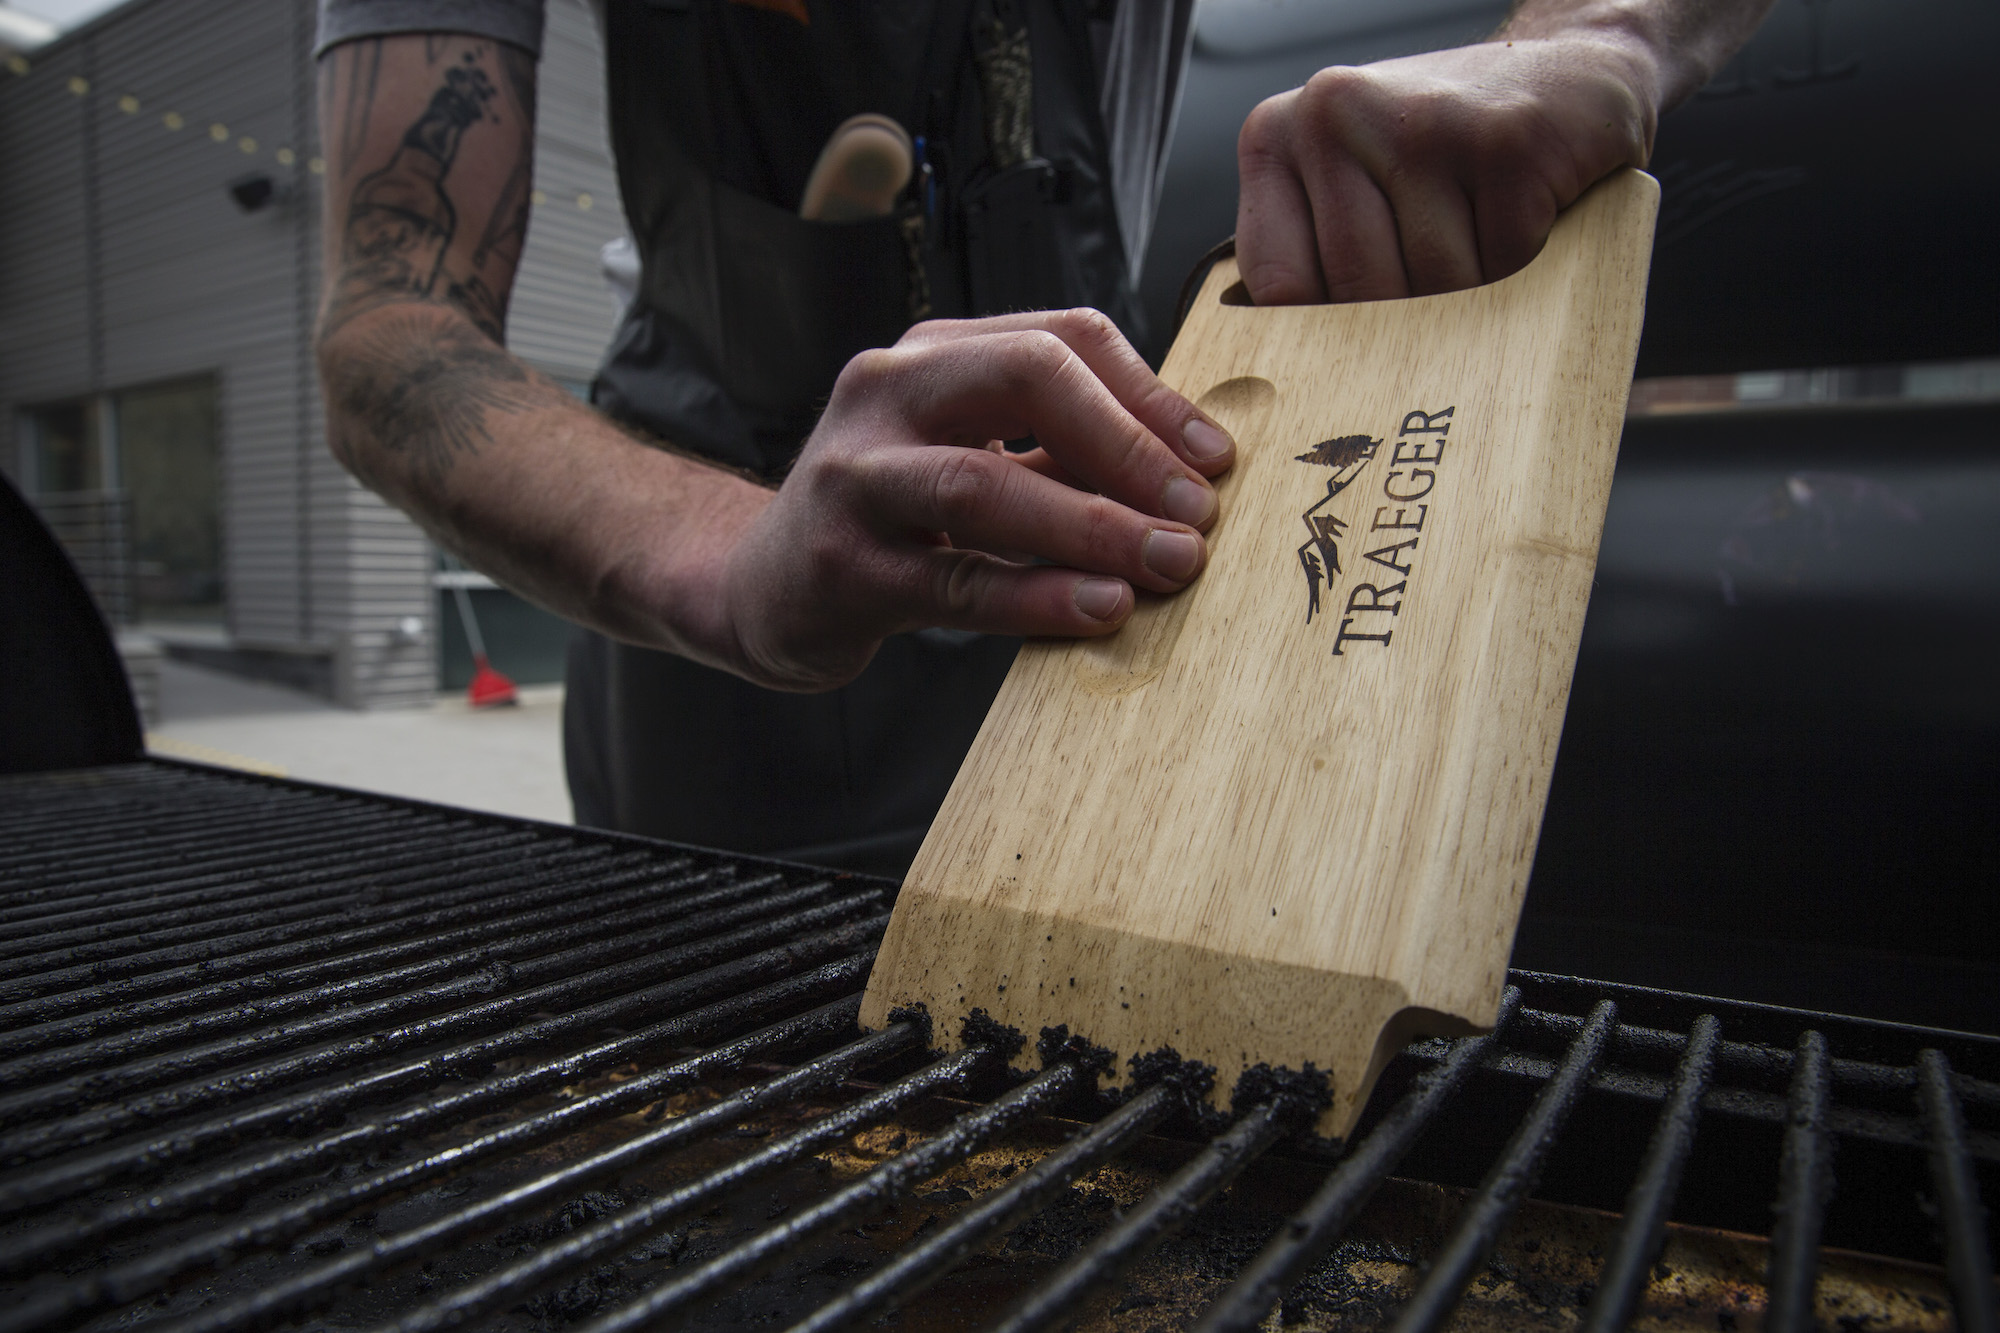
320, 40, 546, 484
322, 43, 538, 342
330, 54, 497, 329
324, 311, 564, 493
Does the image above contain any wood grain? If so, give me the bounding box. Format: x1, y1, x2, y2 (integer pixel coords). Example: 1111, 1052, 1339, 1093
861, 169, 1660, 1136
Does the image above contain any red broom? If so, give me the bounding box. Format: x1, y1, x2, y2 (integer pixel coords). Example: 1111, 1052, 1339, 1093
450, 583, 518, 708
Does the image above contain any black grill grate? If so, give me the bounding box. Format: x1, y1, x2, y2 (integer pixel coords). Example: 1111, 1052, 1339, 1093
0, 762, 1992, 1332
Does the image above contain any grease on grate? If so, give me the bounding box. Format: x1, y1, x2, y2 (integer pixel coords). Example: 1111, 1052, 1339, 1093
455, 1063, 1956, 1333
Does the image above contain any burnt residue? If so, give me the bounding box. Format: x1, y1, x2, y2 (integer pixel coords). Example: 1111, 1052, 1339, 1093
1035, 1025, 1116, 1078
495, 1190, 633, 1251
884, 1002, 933, 1046
960, 1007, 1028, 1060
1123, 1045, 1228, 1137
1231, 1062, 1335, 1123
1129, 1047, 1217, 1101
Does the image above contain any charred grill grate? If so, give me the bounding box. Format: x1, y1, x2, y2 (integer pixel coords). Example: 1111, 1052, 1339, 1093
0, 762, 1993, 1332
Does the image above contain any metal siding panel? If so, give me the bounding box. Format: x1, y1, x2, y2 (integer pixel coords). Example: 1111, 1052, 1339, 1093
0, 47, 93, 406
506, 0, 625, 381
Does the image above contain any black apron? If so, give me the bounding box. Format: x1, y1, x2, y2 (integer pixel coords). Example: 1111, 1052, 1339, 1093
565, 0, 1140, 876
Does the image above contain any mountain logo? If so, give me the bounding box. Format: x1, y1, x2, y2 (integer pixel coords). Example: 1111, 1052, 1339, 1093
1294, 434, 1382, 621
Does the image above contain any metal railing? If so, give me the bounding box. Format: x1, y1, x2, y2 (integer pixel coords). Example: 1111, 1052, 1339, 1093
27, 490, 134, 627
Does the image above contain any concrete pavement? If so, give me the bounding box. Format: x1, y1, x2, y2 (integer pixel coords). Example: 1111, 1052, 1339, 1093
146, 659, 572, 824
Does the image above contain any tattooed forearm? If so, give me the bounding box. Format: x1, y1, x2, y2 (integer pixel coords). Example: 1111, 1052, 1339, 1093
317, 33, 546, 486
323, 311, 568, 494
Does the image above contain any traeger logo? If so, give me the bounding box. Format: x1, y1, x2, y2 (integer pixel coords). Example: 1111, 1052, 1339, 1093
1293, 405, 1455, 655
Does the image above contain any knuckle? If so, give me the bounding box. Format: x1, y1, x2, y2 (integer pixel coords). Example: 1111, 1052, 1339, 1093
926, 449, 1000, 527
1239, 95, 1282, 150
819, 446, 880, 506
1049, 305, 1119, 351
1077, 493, 1127, 561
999, 330, 1071, 393
1300, 65, 1368, 118
834, 346, 904, 396
930, 550, 989, 619
897, 316, 961, 347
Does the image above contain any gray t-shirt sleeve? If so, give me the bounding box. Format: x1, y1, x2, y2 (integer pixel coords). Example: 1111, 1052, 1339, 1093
315, 0, 546, 59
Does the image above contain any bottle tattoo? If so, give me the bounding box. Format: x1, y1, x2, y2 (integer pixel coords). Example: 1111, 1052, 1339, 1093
343, 63, 498, 300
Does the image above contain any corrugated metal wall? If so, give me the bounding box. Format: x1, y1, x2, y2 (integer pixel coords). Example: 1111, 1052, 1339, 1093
0, 34, 95, 464
511, 0, 627, 383
0, 0, 626, 708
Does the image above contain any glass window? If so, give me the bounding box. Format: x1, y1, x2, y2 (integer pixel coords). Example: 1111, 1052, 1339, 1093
28, 400, 104, 494
116, 378, 222, 623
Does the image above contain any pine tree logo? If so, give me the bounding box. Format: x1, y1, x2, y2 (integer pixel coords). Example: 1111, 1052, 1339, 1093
1294, 434, 1381, 621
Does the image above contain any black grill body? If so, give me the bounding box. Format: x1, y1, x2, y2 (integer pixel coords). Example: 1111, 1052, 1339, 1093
0, 762, 1992, 1333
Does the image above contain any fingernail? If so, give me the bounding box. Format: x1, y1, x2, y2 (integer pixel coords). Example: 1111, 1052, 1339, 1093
1162, 476, 1216, 527
1074, 577, 1128, 621
1143, 529, 1204, 583
1184, 417, 1233, 461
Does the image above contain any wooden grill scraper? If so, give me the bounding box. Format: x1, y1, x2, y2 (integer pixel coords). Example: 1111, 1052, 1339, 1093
861, 169, 1659, 1137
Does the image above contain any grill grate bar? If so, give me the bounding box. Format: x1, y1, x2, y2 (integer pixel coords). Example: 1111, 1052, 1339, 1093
578, 1061, 1091, 1333
0, 831, 556, 977
0, 856, 694, 1057
2, 999, 892, 1333
0, 863, 757, 1085
1763, 1030, 1835, 1333
0, 796, 366, 862
1385, 1000, 1618, 1333
374, 1044, 999, 1333
792, 1080, 1185, 1333
0, 845, 668, 1017
1916, 1049, 1997, 1333
992, 1096, 1298, 1333
1189, 990, 1521, 1333
1425, 1025, 1969, 1156
0, 808, 483, 900
0, 871, 855, 1131
0, 803, 435, 907
1513, 1005, 1964, 1110
0, 948, 879, 1258
0, 777, 357, 852
1581, 1013, 1722, 1333
0, 897, 887, 1175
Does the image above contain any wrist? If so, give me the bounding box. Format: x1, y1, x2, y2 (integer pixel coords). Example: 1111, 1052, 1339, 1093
596, 453, 774, 673
1489, 3, 1683, 111
1496, 1, 1728, 111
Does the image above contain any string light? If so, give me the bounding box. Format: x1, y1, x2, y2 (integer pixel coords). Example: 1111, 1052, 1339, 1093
2, 64, 607, 219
